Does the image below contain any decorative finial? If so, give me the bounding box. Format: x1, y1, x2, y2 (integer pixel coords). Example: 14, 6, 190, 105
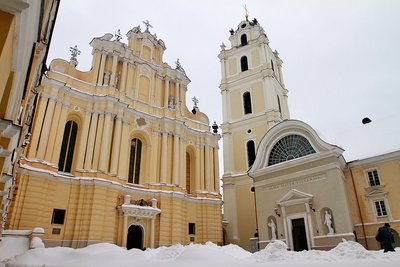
142, 20, 153, 32
115, 29, 122, 41
220, 42, 226, 50
69, 45, 81, 67
192, 96, 199, 107
212, 121, 219, 134
175, 58, 181, 69
243, 5, 249, 21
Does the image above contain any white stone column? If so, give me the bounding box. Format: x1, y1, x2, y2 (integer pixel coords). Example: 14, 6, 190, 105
150, 198, 158, 248
44, 101, 62, 162
172, 133, 179, 185
99, 112, 113, 172
305, 203, 315, 248
110, 116, 122, 175
97, 52, 107, 85
164, 79, 170, 108
175, 80, 180, 104
120, 59, 128, 92
110, 52, 120, 87
84, 112, 98, 170
122, 214, 128, 248
205, 143, 210, 192
160, 132, 168, 183
195, 139, 201, 192
36, 97, 56, 160
75, 110, 91, 169
213, 147, 220, 193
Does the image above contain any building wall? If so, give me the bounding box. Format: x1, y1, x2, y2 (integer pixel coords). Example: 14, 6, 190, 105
8, 26, 222, 248
0, 0, 60, 233
345, 151, 400, 250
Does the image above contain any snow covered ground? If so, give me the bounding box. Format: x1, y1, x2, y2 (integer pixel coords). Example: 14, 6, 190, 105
1, 240, 399, 267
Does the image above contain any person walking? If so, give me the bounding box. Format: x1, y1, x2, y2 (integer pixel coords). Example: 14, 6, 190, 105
377, 223, 395, 252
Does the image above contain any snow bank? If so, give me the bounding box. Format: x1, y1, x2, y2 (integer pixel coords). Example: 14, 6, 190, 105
1, 240, 399, 267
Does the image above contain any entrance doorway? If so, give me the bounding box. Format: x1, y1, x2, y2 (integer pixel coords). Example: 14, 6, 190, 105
127, 225, 143, 250
291, 218, 308, 251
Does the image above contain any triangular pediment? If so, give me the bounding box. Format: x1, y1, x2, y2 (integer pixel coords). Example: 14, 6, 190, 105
367, 189, 388, 198
277, 189, 313, 206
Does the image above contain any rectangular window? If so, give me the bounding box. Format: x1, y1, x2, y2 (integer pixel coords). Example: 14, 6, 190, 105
367, 169, 381, 187
374, 200, 387, 217
188, 223, 196, 235
51, 209, 66, 224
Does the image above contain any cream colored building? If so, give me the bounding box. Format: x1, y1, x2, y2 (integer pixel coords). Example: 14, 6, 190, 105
219, 17, 289, 251
0, 0, 60, 235
346, 151, 400, 250
220, 16, 399, 251
8, 24, 222, 249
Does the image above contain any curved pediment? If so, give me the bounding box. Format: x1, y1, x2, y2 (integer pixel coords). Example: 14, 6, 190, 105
249, 120, 344, 173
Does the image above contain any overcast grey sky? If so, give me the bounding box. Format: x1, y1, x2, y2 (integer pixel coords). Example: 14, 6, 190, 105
47, 0, 400, 162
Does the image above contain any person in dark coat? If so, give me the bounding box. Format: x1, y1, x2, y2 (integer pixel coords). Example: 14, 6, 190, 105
378, 223, 395, 252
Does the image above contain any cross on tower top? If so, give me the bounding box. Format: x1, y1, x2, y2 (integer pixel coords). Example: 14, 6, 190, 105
115, 29, 122, 41
243, 5, 249, 21
69, 45, 81, 59
192, 96, 199, 107
142, 20, 153, 32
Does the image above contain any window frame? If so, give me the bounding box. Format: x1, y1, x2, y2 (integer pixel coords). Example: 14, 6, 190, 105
246, 140, 256, 168
58, 120, 78, 173
51, 209, 66, 225
240, 56, 249, 72
243, 91, 252, 115
128, 138, 142, 184
240, 34, 248, 46
374, 199, 388, 217
365, 168, 381, 187
188, 222, 196, 235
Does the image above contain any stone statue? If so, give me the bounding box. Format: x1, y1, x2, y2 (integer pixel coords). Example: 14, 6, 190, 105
324, 210, 334, 235
168, 96, 175, 109
268, 219, 277, 240
103, 72, 110, 85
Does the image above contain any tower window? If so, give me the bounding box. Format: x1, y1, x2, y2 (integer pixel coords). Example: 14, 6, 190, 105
240, 34, 248, 46
243, 92, 252, 114
58, 121, 78, 173
247, 140, 256, 167
240, 56, 248, 72
128, 138, 142, 184
271, 60, 275, 72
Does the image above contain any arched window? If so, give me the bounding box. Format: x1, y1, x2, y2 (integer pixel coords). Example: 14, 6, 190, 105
243, 92, 252, 115
58, 121, 78, 173
186, 152, 191, 193
271, 60, 275, 72
268, 135, 316, 166
240, 34, 248, 46
240, 56, 248, 72
247, 140, 256, 167
128, 138, 142, 184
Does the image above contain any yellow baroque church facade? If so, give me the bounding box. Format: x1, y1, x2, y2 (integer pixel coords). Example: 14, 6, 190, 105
7, 24, 222, 249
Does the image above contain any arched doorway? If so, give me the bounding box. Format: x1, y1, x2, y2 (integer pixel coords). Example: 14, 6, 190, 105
127, 225, 143, 250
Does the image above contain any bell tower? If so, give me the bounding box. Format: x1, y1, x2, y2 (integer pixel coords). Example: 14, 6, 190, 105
219, 16, 289, 249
